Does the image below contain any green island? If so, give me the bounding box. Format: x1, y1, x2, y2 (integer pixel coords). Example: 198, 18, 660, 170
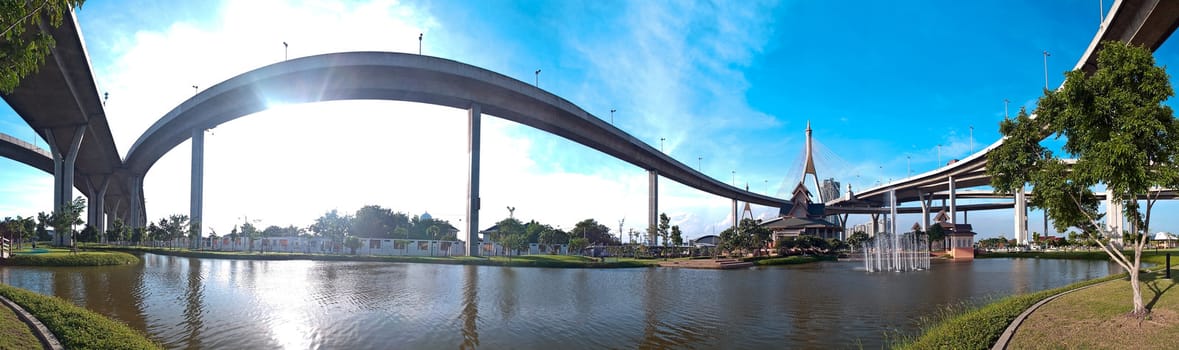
0, 284, 161, 350
896, 250, 1178, 349
1, 248, 139, 266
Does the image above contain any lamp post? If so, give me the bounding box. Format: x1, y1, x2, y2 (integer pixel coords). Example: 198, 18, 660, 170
907, 155, 911, 177
192, 85, 198, 95
937, 144, 942, 167
731, 170, 735, 186
969, 125, 974, 153
283, 42, 288, 60
610, 109, 616, 124
1004, 99, 1010, 118
535, 69, 541, 87
418, 33, 422, 55
660, 138, 665, 153
698, 156, 702, 172
1043, 50, 1051, 90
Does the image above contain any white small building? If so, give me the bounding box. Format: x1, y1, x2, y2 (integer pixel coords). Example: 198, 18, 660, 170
1154, 232, 1178, 249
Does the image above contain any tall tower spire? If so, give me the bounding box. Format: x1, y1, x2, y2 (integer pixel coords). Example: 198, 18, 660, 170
803, 120, 816, 179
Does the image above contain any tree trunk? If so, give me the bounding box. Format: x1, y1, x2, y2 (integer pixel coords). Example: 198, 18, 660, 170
1130, 263, 1146, 316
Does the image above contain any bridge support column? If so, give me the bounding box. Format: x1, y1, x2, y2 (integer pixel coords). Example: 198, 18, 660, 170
128, 175, 142, 229
888, 189, 898, 234
87, 176, 109, 242
1014, 188, 1028, 245
948, 176, 957, 225
648, 170, 658, 245
190, 129, 204, 249
870, 213, 880, 236
1105, 196, 1124, 239
45, 126, 86, 247
919, 192, 930, 231
465, 104, 482, 256
732, 199, 738, 233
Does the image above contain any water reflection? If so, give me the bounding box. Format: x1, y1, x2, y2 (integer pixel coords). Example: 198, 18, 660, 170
0, 255, 1124, 349
460, 265, 478, 350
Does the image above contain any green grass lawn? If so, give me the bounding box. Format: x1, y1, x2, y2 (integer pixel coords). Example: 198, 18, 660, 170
2, 248, 139, 266
0, 299, 43, 350
1008, 269, 1179, 349
896, 251, 1177, 349
0, 284, 160, 349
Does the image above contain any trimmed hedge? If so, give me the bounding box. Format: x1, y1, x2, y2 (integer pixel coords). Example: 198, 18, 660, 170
2, 251, 139, 266
0, 284, 160, 349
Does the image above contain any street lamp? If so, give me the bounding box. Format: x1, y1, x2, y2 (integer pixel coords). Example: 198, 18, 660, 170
937, 144, 942, 167
418, 33, 422, 55
969, 125, 974, 153
731, 170, 735, 186
535, 69, 541, 87
660, 138, 665, 153
610, 109, 616, 124
907, 155, 912, 177
192, 85, 198, 95
1043, 50, 1051, 90
283, 42, 288, 60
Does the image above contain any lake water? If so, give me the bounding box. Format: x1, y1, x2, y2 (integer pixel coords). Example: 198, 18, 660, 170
0, 254, 1122, 349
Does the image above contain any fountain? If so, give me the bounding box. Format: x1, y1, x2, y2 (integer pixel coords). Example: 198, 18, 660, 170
862, 231, 930, 272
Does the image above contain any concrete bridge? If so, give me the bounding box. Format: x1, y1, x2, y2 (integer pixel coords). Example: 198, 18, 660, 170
3, 0, 1178, 252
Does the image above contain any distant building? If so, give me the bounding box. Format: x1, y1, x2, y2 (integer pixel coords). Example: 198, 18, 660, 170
819, 178, 840, 203
761, 182, 842, 245
933, 209, 976, 259
693, 235, 720, 247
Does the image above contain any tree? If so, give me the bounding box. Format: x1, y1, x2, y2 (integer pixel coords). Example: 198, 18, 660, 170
353, 205, 396, 238
310, 209, 352, 241
0, 1, 86, 93
926, 224, 946, 252
568, 237, 589, 255
344, 236, 362, 255
658, 213, 671, 247
847, 231, 870, 249
737, 218, 770, 256
77, 224, 97, 243
48, 196, 85, 247
670, 225, 683, 247
538, 228, 568, 246
106, 218, 129, 244
502, 234, 528, 261
987, 41, 1178, 317
572, 219, 613, 245
35, 212, 50, 241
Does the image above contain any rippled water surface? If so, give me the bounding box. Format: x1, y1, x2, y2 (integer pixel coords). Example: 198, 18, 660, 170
0, 254, 1122, 349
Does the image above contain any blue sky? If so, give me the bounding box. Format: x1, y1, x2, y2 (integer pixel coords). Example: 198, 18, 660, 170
3, 0, 1176, 241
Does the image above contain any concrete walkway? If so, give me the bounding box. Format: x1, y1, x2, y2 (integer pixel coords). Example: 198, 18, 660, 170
0, 294, 64, 350
990, 278, 1119, 350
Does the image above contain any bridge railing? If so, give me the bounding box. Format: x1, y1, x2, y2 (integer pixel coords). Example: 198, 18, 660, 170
1, 237, 10, 259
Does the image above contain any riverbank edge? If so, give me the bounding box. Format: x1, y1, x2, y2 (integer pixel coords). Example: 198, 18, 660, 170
751, 255, 837, 266
96, 246, 661, 268
0, 284, 161, 350
1, 250, 140, 267
0, 292, 63, 350
896, 252, 1172, 349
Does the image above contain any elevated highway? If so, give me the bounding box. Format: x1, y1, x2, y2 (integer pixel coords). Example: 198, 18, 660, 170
0, 10, 127, 236
827, 0, 1179, 242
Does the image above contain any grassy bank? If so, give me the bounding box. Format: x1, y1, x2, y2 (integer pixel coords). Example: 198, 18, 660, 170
896, 251, 1175, 349
2, 249, 139, 266
749, 255, 837, 266
1007, 269, 1179, 349
978, 249, 1179, 261
97, 246, 657, 268
0, 284, 160, 349
0, 299, 43, 349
